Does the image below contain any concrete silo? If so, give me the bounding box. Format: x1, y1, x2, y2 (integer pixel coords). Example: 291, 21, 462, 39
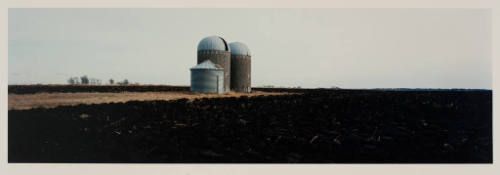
190, 60, 225, 94
197, 36, 231, 92
229, 42, 251, 92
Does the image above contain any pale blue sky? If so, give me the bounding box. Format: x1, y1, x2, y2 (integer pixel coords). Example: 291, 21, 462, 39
8, 8, 491, 89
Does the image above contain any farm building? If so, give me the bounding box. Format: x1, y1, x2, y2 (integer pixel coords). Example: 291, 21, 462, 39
229, 42, 251, 92
190, 60, 225, 94
197, 36, 231, 92
191, 36, 252, 93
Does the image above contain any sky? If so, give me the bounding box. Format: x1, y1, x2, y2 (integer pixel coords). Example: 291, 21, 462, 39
8, 8, 491, 89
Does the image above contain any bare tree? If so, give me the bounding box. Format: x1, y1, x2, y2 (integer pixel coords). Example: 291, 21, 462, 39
81, 76, 89, 84
68, 77, 80, 84
90, 78, 102, 85
123, 79, 129, 85
68, 78, 75, 84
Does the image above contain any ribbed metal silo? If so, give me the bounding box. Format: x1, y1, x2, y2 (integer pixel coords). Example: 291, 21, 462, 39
190, 60, 225, 94
229, 42, 251, 92
197, 36, 231, 92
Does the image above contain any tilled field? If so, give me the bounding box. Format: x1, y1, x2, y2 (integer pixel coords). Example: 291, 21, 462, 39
8, 90, 492, 163
8, 91, 288, 110
7, 84, 308, 94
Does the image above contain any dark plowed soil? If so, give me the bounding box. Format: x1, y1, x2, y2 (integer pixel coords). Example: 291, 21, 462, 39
8, 90, 492, 163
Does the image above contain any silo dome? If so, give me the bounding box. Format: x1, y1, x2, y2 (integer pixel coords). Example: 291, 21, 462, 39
197, 36, 230, 51
229, 42, 251, 56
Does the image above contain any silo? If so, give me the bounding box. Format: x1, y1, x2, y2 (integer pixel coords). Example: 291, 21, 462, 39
190, 60, 225, 94
197, 36, 231, 92
229, 42, 251, 92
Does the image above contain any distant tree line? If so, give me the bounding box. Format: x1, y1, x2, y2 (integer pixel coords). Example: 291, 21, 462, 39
114, 79, 130, 85
67, 76, 101, 85
68, 76, 134, 85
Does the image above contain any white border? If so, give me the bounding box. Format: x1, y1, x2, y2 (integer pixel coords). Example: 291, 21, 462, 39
1, 0, 498, 175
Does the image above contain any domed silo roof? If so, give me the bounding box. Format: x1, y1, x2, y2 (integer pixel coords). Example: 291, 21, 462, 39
197, 36, 230, 51
229, 42, 251, 56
